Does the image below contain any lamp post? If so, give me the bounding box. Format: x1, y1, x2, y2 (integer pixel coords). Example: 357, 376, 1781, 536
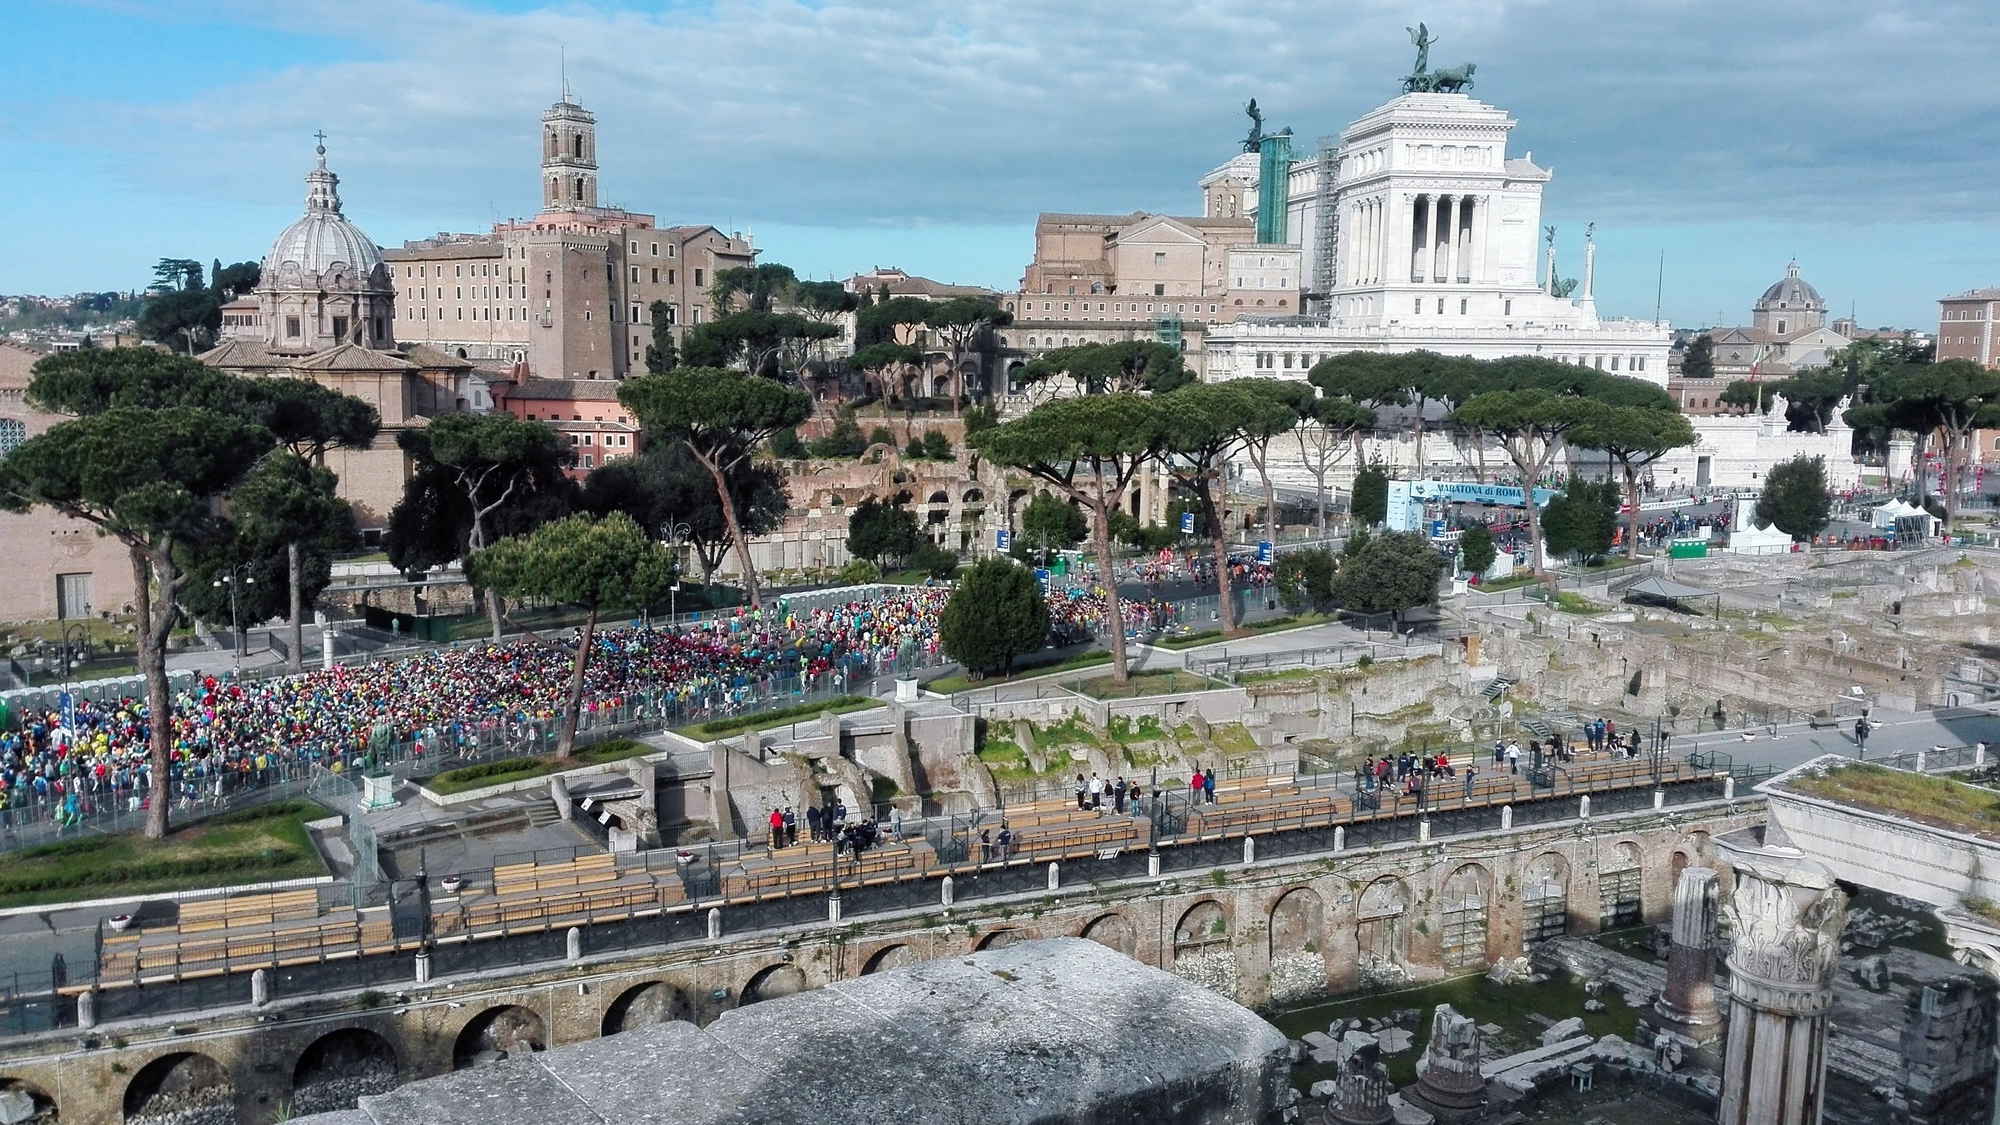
213, 565, 256, 671
662, 521, 691, 627
57, 611, 92, 696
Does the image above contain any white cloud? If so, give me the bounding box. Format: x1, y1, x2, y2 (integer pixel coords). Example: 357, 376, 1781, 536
8, 0, 2000, 309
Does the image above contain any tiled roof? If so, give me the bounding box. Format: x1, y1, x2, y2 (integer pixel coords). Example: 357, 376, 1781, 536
196, 338, 284, 368
500, 377, 627, 401
400, 343, 475, 369
290, 344, 416, 372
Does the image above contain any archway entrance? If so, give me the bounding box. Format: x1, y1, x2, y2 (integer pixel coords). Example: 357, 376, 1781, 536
743, 964, 808, 1004
1523, 853, 1571, 946
602, 982, 694, 1035
1440, 865, 1491, 970
123, 1052, 232, 1123
452, 1005, 546, 1070
1356, 877, 1411, 985
1081, 913, 1137, 958
862, 945, 920, 975
291, 1028, 399, 1114
1600, 842, 1644, 930
1268, 888, 1327, 1003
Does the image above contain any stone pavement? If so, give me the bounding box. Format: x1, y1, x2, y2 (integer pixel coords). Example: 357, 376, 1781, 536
1663, 702, 2000, 777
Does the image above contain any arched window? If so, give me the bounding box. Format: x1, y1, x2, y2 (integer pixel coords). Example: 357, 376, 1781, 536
573, 134, 584, 158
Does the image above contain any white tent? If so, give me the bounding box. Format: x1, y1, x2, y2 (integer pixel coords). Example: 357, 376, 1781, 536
1728, 523, 1792, 556
1870, 500, 1926, 530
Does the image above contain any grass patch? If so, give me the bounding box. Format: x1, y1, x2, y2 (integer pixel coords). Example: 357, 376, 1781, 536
976, 738, 1039, 781
422, 738, 653, 796
1787, 763, 2000, 836
0, 800, 328, 909
1551, 592, 1605, 614
1241, 667, 1321, 685
925, 651, 1113, 694
1152, 613, 1335, 651
679, 696, 877, 740
1073, 669, 1222, 700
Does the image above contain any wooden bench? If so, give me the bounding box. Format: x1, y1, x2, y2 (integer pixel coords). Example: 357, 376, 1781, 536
177, 888, 321, 932
725, 843, 930, 899
1188, 793, 1335, 837
1005, 818, 1141, 860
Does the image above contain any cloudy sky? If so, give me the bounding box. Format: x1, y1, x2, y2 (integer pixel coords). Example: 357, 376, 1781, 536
3, 0, 1996, 327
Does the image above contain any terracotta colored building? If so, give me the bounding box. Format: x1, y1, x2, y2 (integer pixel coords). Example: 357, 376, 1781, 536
494, 377, 642, 478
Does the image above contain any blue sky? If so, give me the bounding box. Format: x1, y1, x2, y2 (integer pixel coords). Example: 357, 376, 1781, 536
3, 0, 1997, 328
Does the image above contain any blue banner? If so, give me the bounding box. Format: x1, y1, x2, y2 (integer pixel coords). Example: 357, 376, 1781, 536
996, 528, 1011, 551
1406, 480, 1557, 508
1181, 511, 1195, 535
1257, 541, 1273, 564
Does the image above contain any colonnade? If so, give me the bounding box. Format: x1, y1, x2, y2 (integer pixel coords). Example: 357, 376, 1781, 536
1342, 192, 1494, 289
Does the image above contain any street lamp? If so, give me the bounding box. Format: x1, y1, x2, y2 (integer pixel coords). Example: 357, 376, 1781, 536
213, 564, 256, 670
57, 610, 92, 696
661, 521, 692, 627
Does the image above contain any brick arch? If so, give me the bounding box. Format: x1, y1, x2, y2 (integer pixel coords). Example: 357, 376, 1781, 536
452, 1004, 546, 1070
601, 981, 694, 1035
975, 927, 1030, 951
0, 1079, 55, 1123
124, 1051, 232, 1122
1080, 911, 1138, 958
743, 964, 808, 1004
1440, 862, 1494, 970
1268, 886, 1329, 1003
862, 944, 921, 975
1524, 851, 1572, 946
290, 1027, 399, 1115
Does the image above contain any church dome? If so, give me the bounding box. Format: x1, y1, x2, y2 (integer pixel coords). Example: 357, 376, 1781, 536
1757, 262, 1823, 310
262, 144, 386, 287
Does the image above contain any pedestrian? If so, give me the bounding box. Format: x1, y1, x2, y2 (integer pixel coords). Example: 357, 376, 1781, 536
1190, 769, 1204, 803
806, 803, 823, 843
782, 806, 797, 847
1113, 777, 1128, 814
1203, 768, 1217, 804
767, 807, 784, 849
889, 805, 904, 841
1493, 740, 1505, 767
1506, 742, 1520, 774
1075, 773, 1088, 811
979, 827, 992, 864
1464, 764, 1477, 800
996, 825, 1013, 860
1088, 772, 1104, 812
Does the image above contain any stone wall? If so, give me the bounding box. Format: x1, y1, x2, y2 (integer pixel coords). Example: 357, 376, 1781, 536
0, 799, 1757, 1124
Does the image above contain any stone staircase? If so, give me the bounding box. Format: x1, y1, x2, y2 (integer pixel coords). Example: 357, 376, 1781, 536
524, 797, 564, 827
1481, 675, 1517, 700
1520, 717, 1553, 741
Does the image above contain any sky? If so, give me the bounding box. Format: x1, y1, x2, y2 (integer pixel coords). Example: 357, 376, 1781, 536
3, 0, 1998, 328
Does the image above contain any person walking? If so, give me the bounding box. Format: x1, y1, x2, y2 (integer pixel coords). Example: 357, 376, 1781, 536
1203, 768, 1217, 804
782, 807, 797, 847
1190, 769, 1204, 803
1113, 777, 1128, 814
806, 803, 823, 843
1463, 764, 1477, 801
1506, 741, 1521, 774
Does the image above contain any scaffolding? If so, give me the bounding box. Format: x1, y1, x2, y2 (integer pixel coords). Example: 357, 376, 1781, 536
1310, 135, 1340, 316
1155, 315, 1184, 352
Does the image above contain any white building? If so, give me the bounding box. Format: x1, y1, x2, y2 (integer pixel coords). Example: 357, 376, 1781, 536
1201, 91, 1670, 384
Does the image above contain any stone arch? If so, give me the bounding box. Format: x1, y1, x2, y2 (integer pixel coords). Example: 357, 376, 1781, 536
975, 927, 1027, 951
932, 375, 951, 396
0, 1078, 56, 1123
1171, 899, 1238, 997
1523, 852, 1571, 946
1268, 887, 1328, 1003
1081, 912, 1138, 958
452, 1004, 546, 1070
601, 981, 693, 1035
1440, 863, 1493, 970
1600, 840, 1644, 930
743, 964, 808, 1004
290, 1027, 399, 1115
928, 491, 949, 506
1356, 876, 1412, 985
962, 489, 984, 505
862, 944, 920, 975
123, 1051, 232, 1123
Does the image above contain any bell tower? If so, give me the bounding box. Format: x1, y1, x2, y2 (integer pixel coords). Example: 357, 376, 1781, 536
542, 80, 598, 212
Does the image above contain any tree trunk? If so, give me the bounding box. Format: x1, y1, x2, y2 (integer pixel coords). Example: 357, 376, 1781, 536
1511, 443, 1551, 581
1089, 497, 1130, 685
1195, 479, 1240, 635
557, 606, 598, 757
1621, 461, 1642, 561
133, 545, 176, 840
1412, 399, 1426, 471
287, 540, 304, 673
694, 441, 763, 609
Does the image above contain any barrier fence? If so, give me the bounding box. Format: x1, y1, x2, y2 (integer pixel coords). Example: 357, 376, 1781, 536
0, 748, 1747, 1038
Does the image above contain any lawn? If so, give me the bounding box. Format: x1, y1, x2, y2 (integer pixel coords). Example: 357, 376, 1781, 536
1239, 667, 1321, 685
1786, 762, 2000, 837
421, 738, 653, 796
1073, 669, 1223, 700
925, 651, 1114, 694
677, 696, 879, 740
1152, 613, 1335, 651
0, 800, 329, 909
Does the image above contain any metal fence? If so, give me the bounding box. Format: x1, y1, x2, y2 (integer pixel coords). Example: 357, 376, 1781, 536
1194, 639, 1444, 682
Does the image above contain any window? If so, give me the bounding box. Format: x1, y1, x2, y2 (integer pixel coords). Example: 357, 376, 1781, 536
1413, 298, 1422, 314
1459, 299, 1467, 314
631, 267, 640, 283
1154, 252, 1166, 265
1153, 284, 1165, 296
630, 241, 639, 253
694, 269, 704, 286
691, 307, 702, 324
1611, 356, 1621, 371
286, 316, 301, 337
1438, 298, 1445, 314
651, 268, 659, 284
1504, 299, 1512, 316
650, 242, 659, 256
632, 305, 642, 322
1777, 319, 1787, 334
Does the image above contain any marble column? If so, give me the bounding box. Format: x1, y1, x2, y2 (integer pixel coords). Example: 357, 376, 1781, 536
1410, 195, 1429, 283
1327, 1029, 1394, 1125
1433, 196, 1454, 282
1454, 199, 1473, 283
1655, 866, 1721, 1036
1715, 824, 1848, 1125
